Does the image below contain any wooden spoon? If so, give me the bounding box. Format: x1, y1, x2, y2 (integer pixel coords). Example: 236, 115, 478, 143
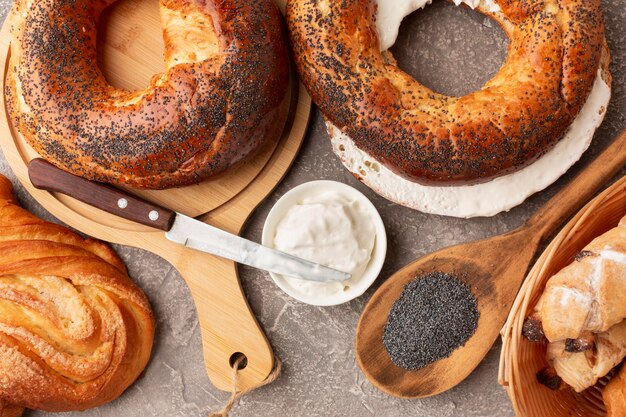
355, 130, 626, 398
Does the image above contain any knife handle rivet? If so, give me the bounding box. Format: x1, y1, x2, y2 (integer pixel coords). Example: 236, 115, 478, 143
148, 210, 159, 221
117, 198, 128, 209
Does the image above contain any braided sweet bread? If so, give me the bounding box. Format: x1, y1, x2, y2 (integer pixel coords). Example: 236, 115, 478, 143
0, 175, 154, 413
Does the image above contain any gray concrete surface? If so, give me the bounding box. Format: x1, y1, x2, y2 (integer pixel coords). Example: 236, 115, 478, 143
1, 1, 625, 416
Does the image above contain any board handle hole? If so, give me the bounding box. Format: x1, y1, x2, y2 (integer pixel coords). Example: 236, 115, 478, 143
229, 352, 248, 370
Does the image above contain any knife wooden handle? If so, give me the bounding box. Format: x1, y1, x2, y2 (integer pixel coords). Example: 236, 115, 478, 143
28, 158, 176, 231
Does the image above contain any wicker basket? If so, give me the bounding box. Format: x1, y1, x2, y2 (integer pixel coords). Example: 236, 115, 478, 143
499, 174, 626, 417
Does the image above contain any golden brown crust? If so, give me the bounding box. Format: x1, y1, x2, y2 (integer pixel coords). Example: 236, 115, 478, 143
546, 321, 626, 393
286, 0, 606, 184
529, 213, 626, 393
604, 365, 626, 417
538, 216, 626, 342
0, 175, 155, 411
6, 0, 289, 189
0, 400, 23, 417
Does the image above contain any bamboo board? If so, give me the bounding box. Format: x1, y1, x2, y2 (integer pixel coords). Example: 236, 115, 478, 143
0, 0, 310, 392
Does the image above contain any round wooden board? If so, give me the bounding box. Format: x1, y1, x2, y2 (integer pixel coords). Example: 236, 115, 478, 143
0, 0, 311, 392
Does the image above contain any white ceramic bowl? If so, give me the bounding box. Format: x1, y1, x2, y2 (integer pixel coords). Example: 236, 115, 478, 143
262, 180, 387, 306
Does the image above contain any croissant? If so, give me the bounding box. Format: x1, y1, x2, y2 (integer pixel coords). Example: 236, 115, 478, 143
538, 215, 626, 342
523, 214, 626, 395
0, 175, 155, 413
603, 365, 626, 417
546, 320, 626, 392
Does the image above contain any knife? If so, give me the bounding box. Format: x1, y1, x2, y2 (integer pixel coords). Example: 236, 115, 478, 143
27, 158, 350, 283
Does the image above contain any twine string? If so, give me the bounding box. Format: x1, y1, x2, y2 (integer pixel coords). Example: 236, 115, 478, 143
209, 354, 282, 417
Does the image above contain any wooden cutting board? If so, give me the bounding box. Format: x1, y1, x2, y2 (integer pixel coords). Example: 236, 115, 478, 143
0, 0, 310, 392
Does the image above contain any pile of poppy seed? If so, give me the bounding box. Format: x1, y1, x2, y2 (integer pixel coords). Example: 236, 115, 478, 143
383, 271, 480, 370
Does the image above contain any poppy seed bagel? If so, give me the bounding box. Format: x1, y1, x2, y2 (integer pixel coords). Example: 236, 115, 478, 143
6, 0, 289, 189
286, 0, 605, 185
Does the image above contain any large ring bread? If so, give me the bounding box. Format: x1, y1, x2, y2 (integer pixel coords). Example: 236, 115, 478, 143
287, 0, 605, 185
0, 175, 154, 412
5, 0, 289, 189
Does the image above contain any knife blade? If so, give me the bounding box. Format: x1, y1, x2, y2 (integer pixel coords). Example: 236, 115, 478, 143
166, 214, 350, 282
27, 158, 351, 283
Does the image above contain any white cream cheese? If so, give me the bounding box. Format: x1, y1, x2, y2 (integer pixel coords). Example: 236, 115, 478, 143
376, 0, 501, 51
272, 191, 376, 298
329, 0, 611, 218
